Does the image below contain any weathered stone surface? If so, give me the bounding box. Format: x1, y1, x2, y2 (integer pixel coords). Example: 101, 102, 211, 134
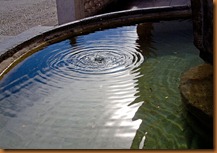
179, 63, 213, 129
83, 0, 117, 16
191, 0, 213, 64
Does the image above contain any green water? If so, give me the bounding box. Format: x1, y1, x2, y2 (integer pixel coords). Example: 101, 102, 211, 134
0, 20, 211, 149
130, 56, 203, 149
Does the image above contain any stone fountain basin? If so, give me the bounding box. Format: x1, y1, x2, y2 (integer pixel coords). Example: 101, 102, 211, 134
0, 5, 191, 78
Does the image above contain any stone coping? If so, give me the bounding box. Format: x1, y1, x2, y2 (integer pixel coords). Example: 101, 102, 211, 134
0, 26, 55, 55
0, 5, 191, 78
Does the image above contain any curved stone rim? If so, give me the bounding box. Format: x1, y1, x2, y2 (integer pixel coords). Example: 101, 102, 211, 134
0, 5, 191, 78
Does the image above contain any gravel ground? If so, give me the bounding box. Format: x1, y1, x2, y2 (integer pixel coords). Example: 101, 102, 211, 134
0, 0, 58, 36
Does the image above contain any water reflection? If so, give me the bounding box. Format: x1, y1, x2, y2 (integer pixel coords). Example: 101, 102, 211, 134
136, 22, 157, 58
0, 20, 208, 149
0, 26, 144, 149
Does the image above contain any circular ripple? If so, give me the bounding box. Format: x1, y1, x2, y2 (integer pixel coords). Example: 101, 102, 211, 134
48, 46, 144, 77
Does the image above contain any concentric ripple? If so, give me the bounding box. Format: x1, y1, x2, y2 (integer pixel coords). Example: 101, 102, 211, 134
47, 46, 144, 76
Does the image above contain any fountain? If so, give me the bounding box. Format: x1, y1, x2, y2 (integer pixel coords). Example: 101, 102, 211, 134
0, 6, 213, 149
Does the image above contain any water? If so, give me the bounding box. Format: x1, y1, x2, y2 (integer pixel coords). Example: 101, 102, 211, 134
0, 20, 209, 149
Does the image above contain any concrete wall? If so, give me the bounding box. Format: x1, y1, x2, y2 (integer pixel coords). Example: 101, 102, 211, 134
56, 0, 76, 24
56, 0, 117, 24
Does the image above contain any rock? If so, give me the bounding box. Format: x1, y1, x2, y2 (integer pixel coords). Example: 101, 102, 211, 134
191, 0, 213, 64
84, 3, 89, 10
179, 63, 213, 129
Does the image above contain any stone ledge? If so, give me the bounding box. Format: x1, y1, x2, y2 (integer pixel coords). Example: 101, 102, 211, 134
0, 36, 15, 43
0, 26, 55, 55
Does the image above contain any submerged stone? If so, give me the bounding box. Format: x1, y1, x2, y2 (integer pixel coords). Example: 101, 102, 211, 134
179, 63, 213, 129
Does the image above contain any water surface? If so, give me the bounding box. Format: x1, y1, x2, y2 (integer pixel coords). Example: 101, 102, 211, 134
0, 20, 207, 149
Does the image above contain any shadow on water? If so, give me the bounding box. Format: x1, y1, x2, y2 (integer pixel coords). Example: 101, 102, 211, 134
129, 20, 213, 149
136, 22, 157, 58
184, 111, 213, 149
